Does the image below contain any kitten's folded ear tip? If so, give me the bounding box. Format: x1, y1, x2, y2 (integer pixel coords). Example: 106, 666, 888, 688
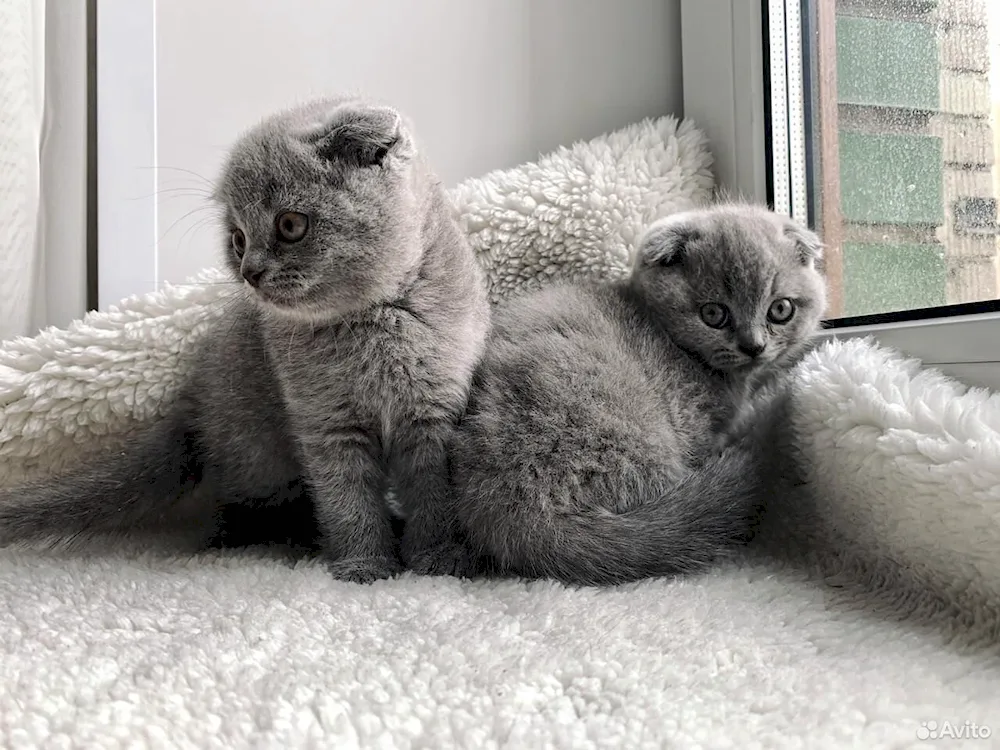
636, 212, 701, 267
303, 103, 414, 167
782, 220, 824, 265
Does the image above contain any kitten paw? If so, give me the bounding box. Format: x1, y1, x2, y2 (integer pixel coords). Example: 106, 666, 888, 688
404, 541, 480, 578
326, 556, 403, 584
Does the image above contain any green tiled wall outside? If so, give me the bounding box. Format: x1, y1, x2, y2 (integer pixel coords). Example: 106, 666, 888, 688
839, 131, 943, 226
836, 16, 939, 110
834, 9, 949, 317
842, 243, 947, 316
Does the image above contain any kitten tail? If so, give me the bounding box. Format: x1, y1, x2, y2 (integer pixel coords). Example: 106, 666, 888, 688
0, 409, 200, 546
481, 447, 763, 586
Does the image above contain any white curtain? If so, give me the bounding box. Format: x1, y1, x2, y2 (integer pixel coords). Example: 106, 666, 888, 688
0, 0, 45, 340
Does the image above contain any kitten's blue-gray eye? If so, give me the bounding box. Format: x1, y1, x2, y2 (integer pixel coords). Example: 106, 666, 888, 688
276, 211, 309, 243
767, 298, 795, 324
231, 228, 246, 258
700, 302, 729, 329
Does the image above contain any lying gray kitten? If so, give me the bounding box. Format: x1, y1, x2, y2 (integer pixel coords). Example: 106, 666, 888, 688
0, 97, 489, 583
450, 204, 826, 585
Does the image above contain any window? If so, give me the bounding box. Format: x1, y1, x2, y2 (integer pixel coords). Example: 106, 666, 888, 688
798, 0, 1000, 322
682, 0, 1000, 391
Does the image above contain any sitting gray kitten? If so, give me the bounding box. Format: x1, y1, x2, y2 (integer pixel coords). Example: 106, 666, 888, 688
0, 97, 489, 583
450, 204, 826, 585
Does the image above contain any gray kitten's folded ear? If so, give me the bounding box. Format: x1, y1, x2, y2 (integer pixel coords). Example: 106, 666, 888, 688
783, 221, 824, 267
635, 212, 701, 268
300, 105, 413, 167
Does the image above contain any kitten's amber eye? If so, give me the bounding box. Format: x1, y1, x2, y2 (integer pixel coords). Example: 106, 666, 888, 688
276, 211, 309, 243
700, 302, 729, 329
767, 298, 795, 324
231, 228, 246, 257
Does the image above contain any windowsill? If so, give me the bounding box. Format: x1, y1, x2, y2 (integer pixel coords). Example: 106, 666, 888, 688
816, 311, 1000, 390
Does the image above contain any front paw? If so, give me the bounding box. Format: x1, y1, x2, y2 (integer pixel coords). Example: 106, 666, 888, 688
326, 556, 403, 584
403, 540, 480, 578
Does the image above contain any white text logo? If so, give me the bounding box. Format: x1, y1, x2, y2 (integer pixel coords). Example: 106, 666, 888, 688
917, 721, 992, 741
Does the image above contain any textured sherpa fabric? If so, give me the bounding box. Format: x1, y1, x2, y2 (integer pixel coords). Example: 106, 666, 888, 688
3, 115, 1000, 747
765, 337, 1000, 613
0, 115, 713, 486
0, 551, 997, 750
451, 116, 713, 302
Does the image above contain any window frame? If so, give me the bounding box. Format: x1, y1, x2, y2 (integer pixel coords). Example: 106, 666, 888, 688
680, 0, 1000, 391
94, 0, 159, 311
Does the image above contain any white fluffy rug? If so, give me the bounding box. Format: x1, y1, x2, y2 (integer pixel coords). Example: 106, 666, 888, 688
2, 115, 1000, 748
0, 550, 995, 749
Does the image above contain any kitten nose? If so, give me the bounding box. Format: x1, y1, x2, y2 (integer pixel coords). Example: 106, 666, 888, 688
241, 260, 267, 287
738, 341, 766, 359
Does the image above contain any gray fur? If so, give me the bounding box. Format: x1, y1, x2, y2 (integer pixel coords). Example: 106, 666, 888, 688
0, 97, 489, 583
450, 204, 826, 586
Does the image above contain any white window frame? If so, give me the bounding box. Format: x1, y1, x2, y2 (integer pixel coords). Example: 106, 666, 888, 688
95, 0, 158, 311
681, 0, 1000, 392
42, 0, 90, 329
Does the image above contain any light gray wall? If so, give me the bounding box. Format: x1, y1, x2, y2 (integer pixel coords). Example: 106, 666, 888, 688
152, 0, 683, 285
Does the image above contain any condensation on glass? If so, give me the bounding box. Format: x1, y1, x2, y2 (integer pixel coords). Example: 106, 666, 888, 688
809, 0, 999, 318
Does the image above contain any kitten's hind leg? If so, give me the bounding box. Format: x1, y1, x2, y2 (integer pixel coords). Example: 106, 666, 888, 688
392, 421, 479, 578
299, 433, 402, 583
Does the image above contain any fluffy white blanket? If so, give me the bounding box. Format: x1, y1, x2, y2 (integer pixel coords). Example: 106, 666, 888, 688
2, 116, 999, 749
0, 549, 995, 749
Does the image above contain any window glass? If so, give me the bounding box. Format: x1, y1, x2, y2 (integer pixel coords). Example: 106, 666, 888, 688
806, 0, 999, 319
